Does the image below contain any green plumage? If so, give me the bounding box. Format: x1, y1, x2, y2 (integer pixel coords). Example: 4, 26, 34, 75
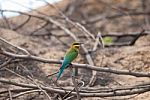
65, 48, 78, 62
56, 45, 79, 81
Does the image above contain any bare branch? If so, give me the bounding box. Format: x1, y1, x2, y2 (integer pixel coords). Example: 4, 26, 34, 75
89, 32, 105, 86
0, 37, 30, 55
0, 88, 34, 94
13, 15, 31, 30
10, 90, 42, 99
129, 29, 145, 45
8, 89, 13, 100
88, 11, 150, 23
30, 21, 49, 35
0, 78, 150, 97
0, 49, 150, 77
0, 11, 11, 29
0, 58, 12, 69
70, 67, 81, 100
28, 76, 52, 100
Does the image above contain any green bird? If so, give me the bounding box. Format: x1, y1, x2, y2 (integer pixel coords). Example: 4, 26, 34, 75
56, 42, 82, 81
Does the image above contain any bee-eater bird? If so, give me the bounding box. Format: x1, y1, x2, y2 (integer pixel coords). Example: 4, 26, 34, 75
56, 42, 82, 81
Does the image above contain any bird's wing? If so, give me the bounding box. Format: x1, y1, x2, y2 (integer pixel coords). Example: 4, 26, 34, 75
64, 49, 78, 63
56, 49, 78, 80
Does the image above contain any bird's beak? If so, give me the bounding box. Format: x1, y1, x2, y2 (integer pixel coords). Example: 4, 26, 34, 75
79, 42, 83, 45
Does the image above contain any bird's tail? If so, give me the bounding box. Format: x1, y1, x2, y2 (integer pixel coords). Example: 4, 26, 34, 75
56, 66, 65, 81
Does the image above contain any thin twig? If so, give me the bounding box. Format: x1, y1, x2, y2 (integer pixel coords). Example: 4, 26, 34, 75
4, 67, 27, 80
8, 89, 13, 100
30, 21, 49, 35
13, 15, 31, 30
70, 66, 81, 100
65, 95, 75, 100
18, 63, 52, 100
129, 29, 145, 45
0, 88, 34, 94
0, 37, 30, 55
62, 81, 84, 99
88, 11, 150, 23
62, 88, 75, 99
28, 76, 52, 100
0, 11, 11, 29
47, 71, 59, 77
10, 90, 42, 99
43, 0, 95, 40
92, 32, 102, 51
89, 32, 105, 86
0, 58, 12, 69
102, 31, 149, 37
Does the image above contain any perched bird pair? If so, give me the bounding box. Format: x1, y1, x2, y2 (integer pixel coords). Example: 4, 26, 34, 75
56, 42, 82, 81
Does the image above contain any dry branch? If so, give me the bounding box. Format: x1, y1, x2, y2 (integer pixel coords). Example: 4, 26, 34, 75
0, 37, 30, 55
88, 11, 150, 23
88, 32, 105, 86
0, 11, 11, 29
129, 29, 145, 45
0, 58, 12, 69
0, 78, 150, 97
10, 90, 42, 99
8, 89, 13, 100
13, 15, 31, 30
0, 88, 35, 94
70, 67, 81, 100
0, 49, 150, 77
28, 76, 52, 100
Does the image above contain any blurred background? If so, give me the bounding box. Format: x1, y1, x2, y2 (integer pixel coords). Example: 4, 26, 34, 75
0, 0, 61, 17
0, 0, 150, 100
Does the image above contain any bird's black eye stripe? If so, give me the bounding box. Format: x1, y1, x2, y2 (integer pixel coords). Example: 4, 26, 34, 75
73, 43, 80, 45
